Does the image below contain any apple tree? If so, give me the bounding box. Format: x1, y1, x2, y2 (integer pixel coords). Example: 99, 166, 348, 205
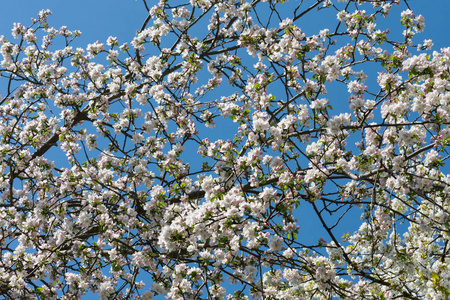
0, 0, 449, 299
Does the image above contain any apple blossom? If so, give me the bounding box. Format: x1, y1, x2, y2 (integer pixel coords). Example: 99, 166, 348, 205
0, 0, 449, 299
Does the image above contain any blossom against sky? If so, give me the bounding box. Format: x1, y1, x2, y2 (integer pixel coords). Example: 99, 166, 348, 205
1, 1, 449, 51
1, 1, 450, 299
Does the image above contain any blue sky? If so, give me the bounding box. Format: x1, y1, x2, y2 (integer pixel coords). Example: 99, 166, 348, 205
1, 0, 450, 299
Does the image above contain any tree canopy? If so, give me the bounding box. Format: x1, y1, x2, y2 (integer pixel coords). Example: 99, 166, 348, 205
1, 0, 450, 299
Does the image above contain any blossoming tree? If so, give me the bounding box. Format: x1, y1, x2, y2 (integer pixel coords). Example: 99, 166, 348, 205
1, 0, 449, 299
